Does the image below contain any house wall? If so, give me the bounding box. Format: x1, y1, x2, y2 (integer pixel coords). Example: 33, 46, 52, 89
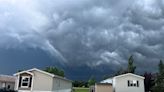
95, 84, 113, 92
0, 82, 3, 88
5, 82, 15, 90
90, 86, 95, 92
32, 71, 53, 91
0, 82, 15, 90
52, 77, 72, 92
114, 75, 145, 92
15, 76, 20, 90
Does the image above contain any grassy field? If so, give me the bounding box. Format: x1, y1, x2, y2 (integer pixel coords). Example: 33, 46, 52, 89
73, 87, 89, 92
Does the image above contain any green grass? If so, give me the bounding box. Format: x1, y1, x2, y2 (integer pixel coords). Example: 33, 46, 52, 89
73, 87, 89, 92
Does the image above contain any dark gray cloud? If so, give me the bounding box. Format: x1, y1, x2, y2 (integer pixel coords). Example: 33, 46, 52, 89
0, 0, 164, 74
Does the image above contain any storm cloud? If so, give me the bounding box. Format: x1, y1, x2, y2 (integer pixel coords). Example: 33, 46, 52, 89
0, 0, 164, 73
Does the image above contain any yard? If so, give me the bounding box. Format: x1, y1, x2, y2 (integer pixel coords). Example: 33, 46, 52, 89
73, 87, 89, 92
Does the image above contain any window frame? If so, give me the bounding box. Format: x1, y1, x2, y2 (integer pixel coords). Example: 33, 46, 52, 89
21, 76, 30, 88
127, 80, 139, 87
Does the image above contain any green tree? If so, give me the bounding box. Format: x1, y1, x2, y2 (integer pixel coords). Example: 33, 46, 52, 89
159, 60, 164, 76
114, 55, 136, 76
88, 76, 96, 86
127, 55, 136, 73
73, 80, 88, 87
153, 60, 164, 92
44, 66, 65, 77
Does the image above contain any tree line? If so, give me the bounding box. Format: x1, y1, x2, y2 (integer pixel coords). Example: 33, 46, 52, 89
146, 60, 164, 92
41, 55, 164, 92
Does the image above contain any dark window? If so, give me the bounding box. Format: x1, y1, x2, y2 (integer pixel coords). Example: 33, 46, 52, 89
23, 78, 29, 82
21, 76, 30, 88
22, 82, 28, 86
128, 80, 139, 87
128, 80, 130, 86
137, 81, 139, 87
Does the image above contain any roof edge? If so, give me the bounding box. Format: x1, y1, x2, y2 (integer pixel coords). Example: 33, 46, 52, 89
27, 68, 55, 77
13, 71, 34, 76
114, 73, 145, 79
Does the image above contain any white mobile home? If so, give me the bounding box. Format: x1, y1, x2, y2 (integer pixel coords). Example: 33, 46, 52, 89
94, 73, 145, 92
14, 68, 72, 92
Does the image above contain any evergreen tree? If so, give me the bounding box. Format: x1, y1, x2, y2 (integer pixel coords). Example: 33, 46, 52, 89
153, 60, 164, 92
127, 55, 136, 73
114, 55, 136, 76
159, 60, 164, 76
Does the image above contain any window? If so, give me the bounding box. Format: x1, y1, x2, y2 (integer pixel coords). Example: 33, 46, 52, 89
128, 80, 139, 87
21, 76, 30, 88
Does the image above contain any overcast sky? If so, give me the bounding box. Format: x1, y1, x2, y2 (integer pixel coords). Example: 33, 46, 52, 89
0, 0, 164, 80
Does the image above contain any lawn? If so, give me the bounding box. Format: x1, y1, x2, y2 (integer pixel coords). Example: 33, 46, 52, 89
73, 87, 89, 92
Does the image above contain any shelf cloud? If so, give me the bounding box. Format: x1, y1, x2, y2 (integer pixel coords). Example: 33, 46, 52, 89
0, 0, 164, 72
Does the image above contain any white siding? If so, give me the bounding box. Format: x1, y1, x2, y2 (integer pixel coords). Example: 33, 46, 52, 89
6, 82, 15, 90
0, 82, 15, 90
52, 78, 72, 92
15, 76, 19, 90
32, 71, 53, 91
0, 82, 3, 89
114, 75, 145, 92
